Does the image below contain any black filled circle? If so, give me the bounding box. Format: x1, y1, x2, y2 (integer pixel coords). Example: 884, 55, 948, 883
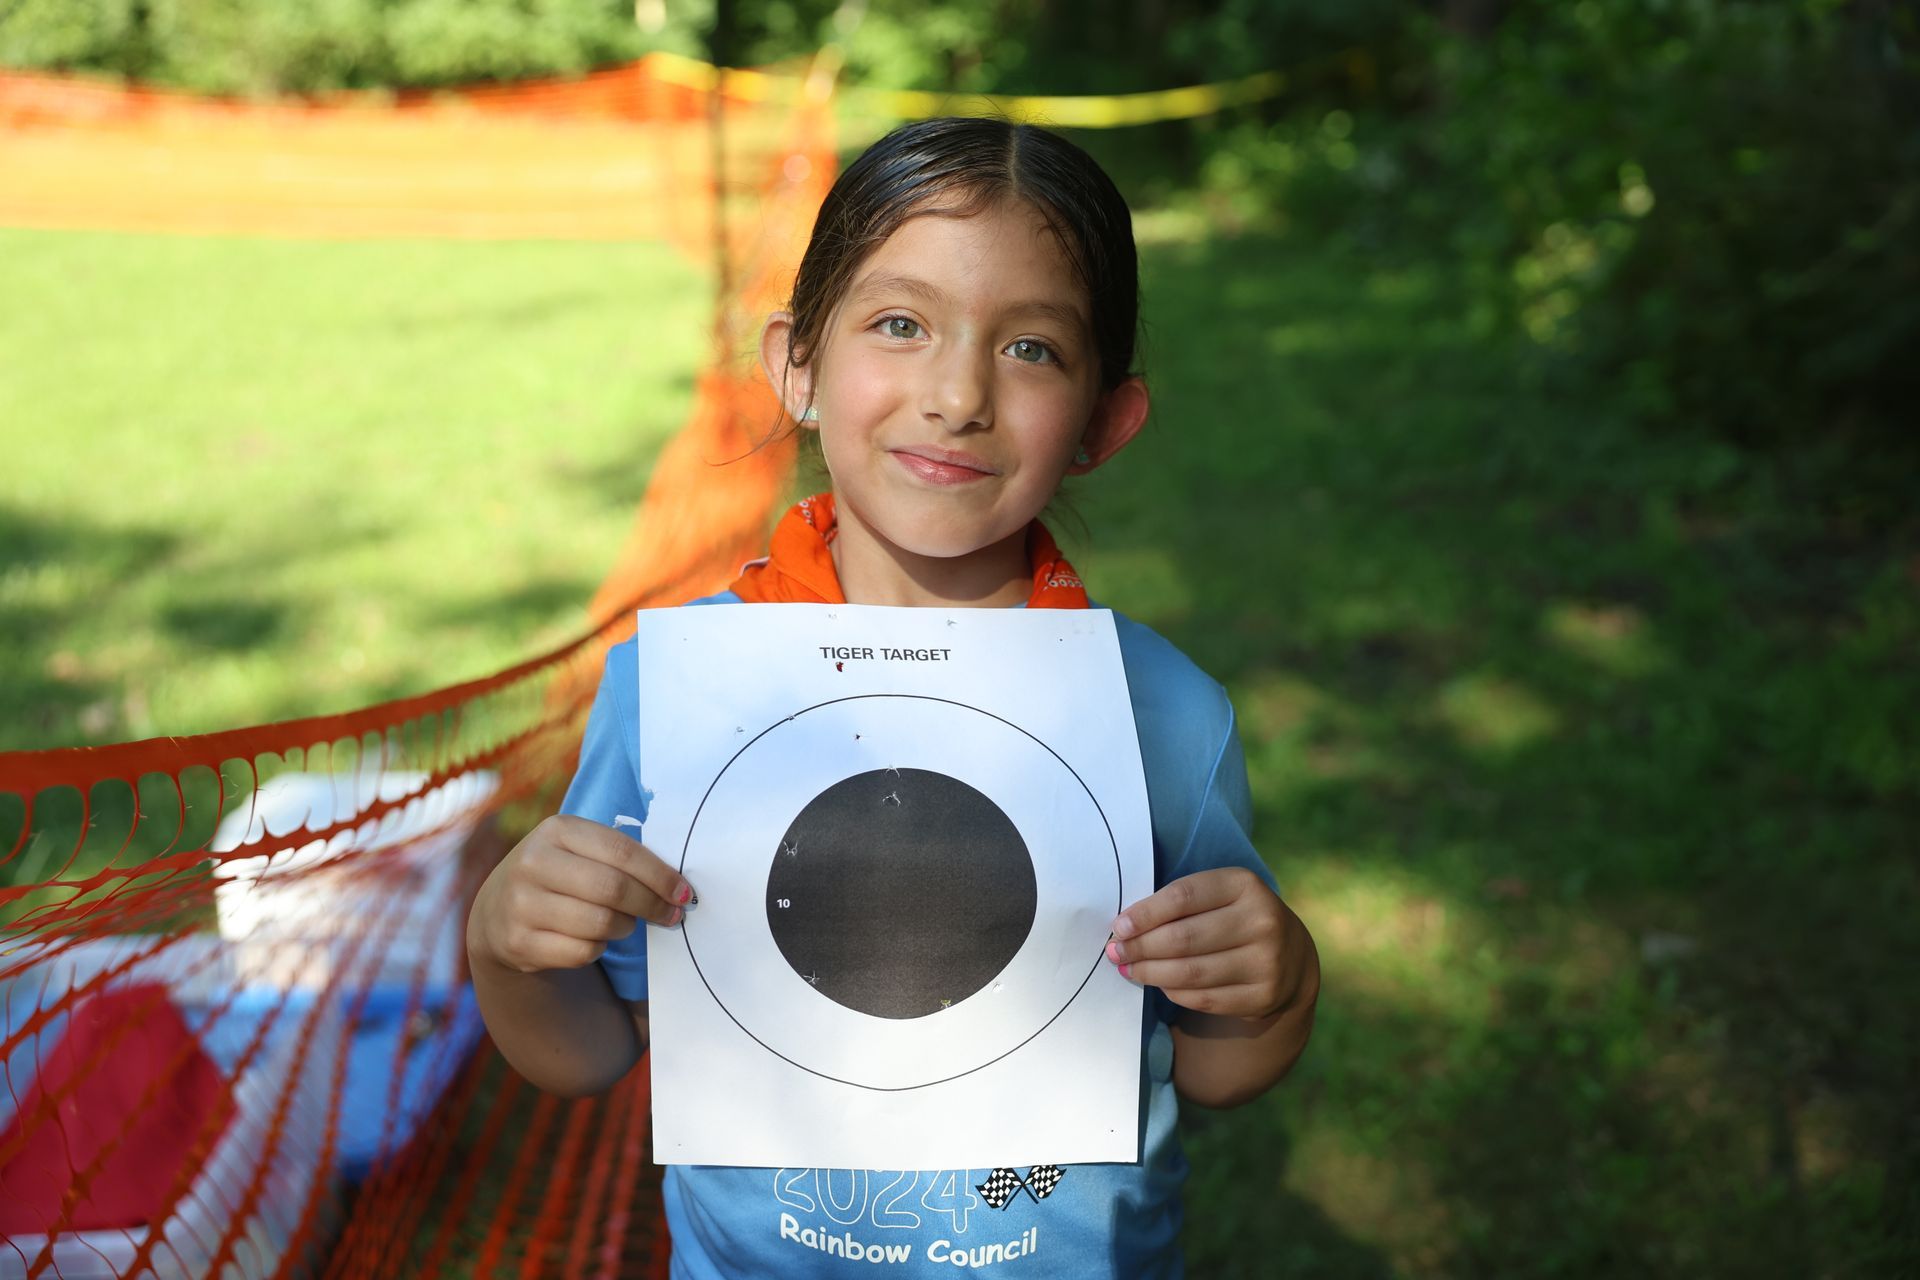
765, 768, 1037, 1019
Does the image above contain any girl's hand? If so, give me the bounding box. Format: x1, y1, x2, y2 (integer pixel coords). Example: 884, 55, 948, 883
467, 815, 693, 975
1105, 868, 1306, 1022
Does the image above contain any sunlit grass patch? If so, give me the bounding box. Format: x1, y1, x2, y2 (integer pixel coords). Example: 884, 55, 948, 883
1433, 671, 1560, 755
1290, 858, 1487, 1010
1235, 670, 1324, 750
1543, 600, 1664, 677
1283, 1127, 1452, 1272
0, 228, 709, 750
1234, 670, 1389, 787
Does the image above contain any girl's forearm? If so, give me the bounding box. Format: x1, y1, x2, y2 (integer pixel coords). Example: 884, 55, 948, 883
469, 949, 646, 1097
1169, 925, 1320, 1109
1170, 999, 1315, 1109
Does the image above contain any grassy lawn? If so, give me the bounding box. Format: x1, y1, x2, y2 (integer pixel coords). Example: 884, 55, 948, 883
1073, 226, 1917, 1275
0, 228, 709, 752
2, 219, 1914, 1274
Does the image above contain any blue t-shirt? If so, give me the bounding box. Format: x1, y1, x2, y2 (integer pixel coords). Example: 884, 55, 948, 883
561, 593, 1274, 1278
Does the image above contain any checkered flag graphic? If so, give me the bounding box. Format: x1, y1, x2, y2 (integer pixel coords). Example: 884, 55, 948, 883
976, 1165, 1065, 1210
1026, 1165, 1063, 1199
977, 1169, 1023, 1210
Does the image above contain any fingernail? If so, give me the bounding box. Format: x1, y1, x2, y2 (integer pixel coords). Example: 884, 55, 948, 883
1118, 963, 1132, 980
1110, 914, 1135, 940
677, 883, 693, 905
667, 906, 683, 927
1106, 939, 1127, 965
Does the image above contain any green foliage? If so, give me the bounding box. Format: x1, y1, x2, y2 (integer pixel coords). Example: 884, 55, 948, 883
385, 0, 661, 85
1442, 1, 1920, 465
0, 0, 663, 92
0, 0, 148, 74
147, 0, 389, 95
1159, 0, 1406, 82
1194, 0, 1919, 513
0, 0, 1421, 98
832, 1, 1021, 95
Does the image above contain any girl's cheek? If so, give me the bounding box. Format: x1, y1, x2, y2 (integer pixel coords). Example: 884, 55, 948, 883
1009, 383, 1100, 452
819, 353, 905, 426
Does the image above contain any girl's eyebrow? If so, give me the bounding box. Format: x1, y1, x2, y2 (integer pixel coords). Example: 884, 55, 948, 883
851, 272, 1088, 334
1005, 299, 1090, 335
850, 272, 947, 308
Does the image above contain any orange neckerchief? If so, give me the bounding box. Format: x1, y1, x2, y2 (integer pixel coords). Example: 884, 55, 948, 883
729, 493, 1089, 609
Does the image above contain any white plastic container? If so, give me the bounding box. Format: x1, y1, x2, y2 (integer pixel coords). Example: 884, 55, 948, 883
208, 769, 497, 993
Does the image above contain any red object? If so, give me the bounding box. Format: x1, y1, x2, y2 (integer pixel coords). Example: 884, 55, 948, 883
0, 984, 234, 1233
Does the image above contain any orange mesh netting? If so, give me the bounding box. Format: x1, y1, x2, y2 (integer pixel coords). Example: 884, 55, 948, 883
0, 52, 805, 248
0, 53, 833, 1278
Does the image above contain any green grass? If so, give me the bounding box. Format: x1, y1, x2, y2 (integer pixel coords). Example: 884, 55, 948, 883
3, 220, 1915, 1275
0, 228, 709, 751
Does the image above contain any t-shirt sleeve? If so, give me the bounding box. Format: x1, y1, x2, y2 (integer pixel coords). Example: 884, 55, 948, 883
1154, 701, 1276, 1027
559, 641, 652, 1002
1163, 702, 1277, 892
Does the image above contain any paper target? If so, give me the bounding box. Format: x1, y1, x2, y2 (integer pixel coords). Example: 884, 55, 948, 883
638, 603, 1153, 1170
676, 694, 1121, 1092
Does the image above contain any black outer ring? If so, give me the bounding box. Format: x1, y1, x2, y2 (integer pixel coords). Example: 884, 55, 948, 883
678, 693, 1123, 1093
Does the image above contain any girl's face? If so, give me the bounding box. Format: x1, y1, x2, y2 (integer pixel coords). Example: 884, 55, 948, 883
766, 200, 1147, 588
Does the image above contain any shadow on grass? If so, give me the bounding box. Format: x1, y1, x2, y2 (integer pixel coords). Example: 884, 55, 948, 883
158, 598, 288, 651
1, 503, 183, 746
0, 502, 395, 749
425, 578, 600, 634
1073, 231, 1918, 1275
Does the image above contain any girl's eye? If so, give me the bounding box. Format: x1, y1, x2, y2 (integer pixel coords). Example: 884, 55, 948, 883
1007, 338, 1056, 365
881, 316, 922, 340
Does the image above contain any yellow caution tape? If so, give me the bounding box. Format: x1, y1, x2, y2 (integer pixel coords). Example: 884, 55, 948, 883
853, 71, 1286, 127
645, 50, 780, 101
642, 51, 1286, 128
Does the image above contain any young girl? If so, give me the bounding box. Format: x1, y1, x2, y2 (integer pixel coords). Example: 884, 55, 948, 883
468, 117, 1319, 1277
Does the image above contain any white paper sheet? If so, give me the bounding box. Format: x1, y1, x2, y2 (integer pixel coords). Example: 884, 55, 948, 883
635, 603, 1153, 1169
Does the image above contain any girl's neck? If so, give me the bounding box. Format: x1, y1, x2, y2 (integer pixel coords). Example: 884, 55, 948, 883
829, 509, 1032, 608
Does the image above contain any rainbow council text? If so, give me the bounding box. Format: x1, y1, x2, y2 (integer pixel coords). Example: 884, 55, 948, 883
780, 1214, 1039, 1267
820, 646, 953, 662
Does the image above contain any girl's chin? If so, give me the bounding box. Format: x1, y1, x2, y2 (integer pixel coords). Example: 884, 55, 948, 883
857, 509, 1028, 564
884, 529, 1011, 562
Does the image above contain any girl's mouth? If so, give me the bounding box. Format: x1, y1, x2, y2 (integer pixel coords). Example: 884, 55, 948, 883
889, 446, 998, 485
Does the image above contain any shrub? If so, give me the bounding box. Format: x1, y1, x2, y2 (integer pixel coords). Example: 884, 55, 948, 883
1445, 1, 1920, 469
1192, 0, 1919, 512
0, 0, 660, 93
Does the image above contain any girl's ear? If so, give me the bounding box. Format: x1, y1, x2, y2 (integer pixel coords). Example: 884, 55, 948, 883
759, 311, 816, 427
1069, 377, 1150, 475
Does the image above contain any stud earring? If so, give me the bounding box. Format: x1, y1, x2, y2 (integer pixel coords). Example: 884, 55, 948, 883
802, 406, 820, 422
1074, 447, 1092, 466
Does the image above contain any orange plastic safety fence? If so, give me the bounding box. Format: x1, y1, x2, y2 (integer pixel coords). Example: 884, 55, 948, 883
0, 62, 833, 1277
0, 55, 799, 246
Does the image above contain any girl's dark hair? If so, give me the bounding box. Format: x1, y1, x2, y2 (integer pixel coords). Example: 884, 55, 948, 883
783, 117, 1140, 395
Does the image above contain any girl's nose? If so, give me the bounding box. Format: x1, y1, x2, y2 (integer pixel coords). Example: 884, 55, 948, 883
922, 343, 993, 432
